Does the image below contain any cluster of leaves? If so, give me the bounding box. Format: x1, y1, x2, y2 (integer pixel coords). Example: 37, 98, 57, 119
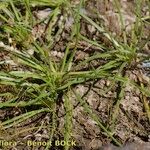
0, 0, 150, 149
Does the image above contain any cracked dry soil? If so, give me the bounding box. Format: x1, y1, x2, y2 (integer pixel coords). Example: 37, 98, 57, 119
0, 0, 150, 150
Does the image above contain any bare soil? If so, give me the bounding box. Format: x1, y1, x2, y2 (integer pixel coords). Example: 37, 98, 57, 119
0, 0, 150, 150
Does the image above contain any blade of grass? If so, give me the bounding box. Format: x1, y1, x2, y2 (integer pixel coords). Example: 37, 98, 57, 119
79, 34, 106, 51
113, 0, 127, 44
2, 108, 50, 129
64, 90, 73, 150
79, 11, 119, 47
72, 89, 122, 146
64, 0, 83, 71
9, 0, 21, 22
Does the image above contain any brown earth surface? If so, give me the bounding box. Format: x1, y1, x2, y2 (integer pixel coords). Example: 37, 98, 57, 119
0, 0, 150, 150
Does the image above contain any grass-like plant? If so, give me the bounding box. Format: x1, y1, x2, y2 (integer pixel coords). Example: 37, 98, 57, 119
0, 0, 150, 149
